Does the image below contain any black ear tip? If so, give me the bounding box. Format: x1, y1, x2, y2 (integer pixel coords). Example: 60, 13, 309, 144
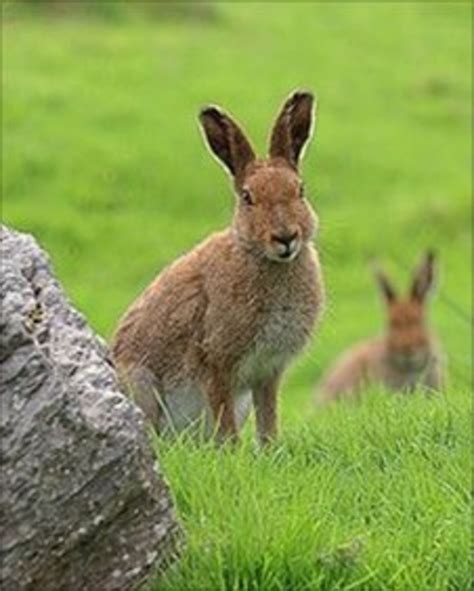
426, 248, 437, 263
373, 266, 385, 281
289, 89, 314, 104
199, 105, 224, 123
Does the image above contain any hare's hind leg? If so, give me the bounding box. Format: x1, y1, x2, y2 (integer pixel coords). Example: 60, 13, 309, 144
202, 372, 239, 443
120, 366, 162, 432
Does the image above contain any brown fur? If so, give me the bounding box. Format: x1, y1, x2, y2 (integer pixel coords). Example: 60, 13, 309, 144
112, 91, 325, 444
316, 251, 445, 403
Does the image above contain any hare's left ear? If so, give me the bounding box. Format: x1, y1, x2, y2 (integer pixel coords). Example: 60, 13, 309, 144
411, 250, 437, 302
269, 90, 316, 169
199, 106, 255, 180
373, 265, 397, 304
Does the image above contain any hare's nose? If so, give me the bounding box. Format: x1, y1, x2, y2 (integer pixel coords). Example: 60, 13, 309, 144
272, 232, 298, 248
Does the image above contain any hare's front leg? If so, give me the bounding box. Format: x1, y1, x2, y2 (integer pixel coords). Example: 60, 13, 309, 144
204, 373, 238, 443
252, 373, 281, 446
423, 361, 445, 392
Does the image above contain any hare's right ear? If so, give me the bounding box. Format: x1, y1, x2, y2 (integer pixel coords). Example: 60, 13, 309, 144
411, 250, 436, 302
269, 90, 315, 169
199, 106, 255, 180
373, 264, 397, 303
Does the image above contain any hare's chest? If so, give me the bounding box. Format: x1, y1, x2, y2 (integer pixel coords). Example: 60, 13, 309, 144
262, 270, 320, 346
237, 299, 316, 386
259, 301, 311, 351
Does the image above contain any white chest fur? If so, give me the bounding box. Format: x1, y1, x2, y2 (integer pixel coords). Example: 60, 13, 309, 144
237, 300, 312, 388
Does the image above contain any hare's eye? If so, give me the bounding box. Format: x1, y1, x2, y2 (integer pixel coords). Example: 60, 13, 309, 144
299, 184, 305, 199
241, 189, 253, 206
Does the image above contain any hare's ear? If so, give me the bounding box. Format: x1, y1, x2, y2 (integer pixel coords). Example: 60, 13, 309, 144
199, 106, 255, 180
373, 265, 397, 303
411, 250, 436, 302
269, 90, 315, 169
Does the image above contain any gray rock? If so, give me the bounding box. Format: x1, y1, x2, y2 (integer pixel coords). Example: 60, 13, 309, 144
0, 225, 181, 591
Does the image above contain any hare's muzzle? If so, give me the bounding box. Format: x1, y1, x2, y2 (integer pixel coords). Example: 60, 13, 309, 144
271, 231, 300, 262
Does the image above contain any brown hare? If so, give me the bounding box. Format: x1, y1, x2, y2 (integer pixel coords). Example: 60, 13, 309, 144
316, 251, 445, 403
112, 91, 325, 444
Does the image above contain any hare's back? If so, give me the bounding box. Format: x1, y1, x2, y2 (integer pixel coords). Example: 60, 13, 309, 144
112, 244, 211, 373
317, 339, 384, 402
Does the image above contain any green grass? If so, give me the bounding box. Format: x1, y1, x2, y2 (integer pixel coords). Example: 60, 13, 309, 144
2, 2, 472, 590
154, 388, 471, 591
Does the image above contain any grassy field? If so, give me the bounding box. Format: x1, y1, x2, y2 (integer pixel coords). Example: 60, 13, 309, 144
154, 390, 470, 591
2, 2, 472, 590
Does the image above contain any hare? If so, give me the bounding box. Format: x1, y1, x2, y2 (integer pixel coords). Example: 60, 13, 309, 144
112, 90, 325, 444
316, 251, 445, 403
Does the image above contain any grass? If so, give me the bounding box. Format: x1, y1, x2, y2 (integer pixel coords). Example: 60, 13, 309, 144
2, 2, 472, 590
154, 388, 471, 591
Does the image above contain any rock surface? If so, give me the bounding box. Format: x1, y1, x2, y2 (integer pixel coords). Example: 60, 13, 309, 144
0, 225, 181, 591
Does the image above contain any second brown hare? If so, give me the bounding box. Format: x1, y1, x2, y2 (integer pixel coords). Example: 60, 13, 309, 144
112, 90, 325, 444
316, 251, 444, 404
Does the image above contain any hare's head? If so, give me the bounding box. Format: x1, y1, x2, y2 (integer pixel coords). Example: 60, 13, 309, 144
199, 91, 318, 263
375, 251, 437, 372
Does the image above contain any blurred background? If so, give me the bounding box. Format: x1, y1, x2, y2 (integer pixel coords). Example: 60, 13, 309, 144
3, 1, 471, 414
